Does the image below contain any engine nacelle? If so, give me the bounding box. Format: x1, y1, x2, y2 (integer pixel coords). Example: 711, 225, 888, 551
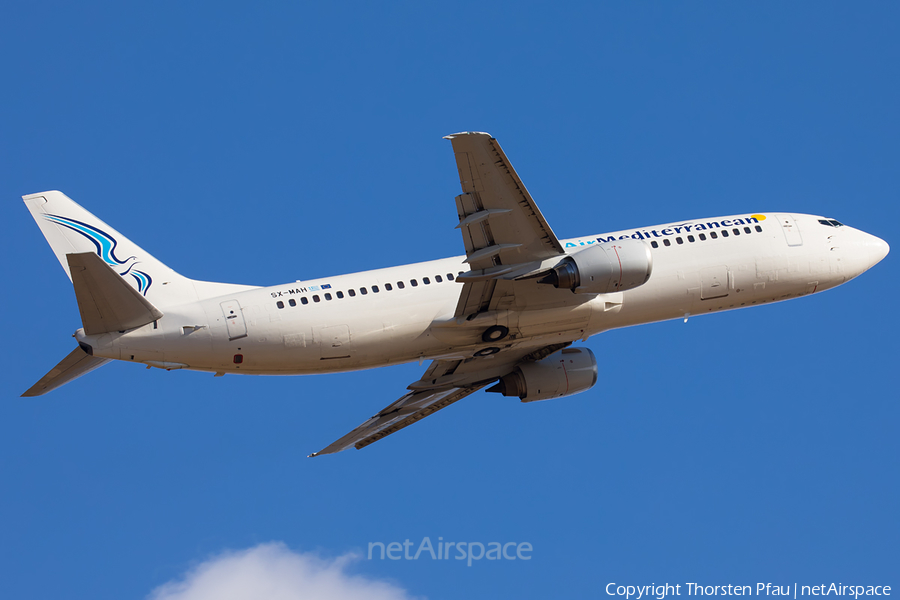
487, 347, 598, 402
539, 239, 652, 294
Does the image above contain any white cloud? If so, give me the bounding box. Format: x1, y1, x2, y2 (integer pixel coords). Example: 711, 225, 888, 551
147, 543, 421, 600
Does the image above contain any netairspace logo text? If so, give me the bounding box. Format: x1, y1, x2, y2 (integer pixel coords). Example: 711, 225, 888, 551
606, 584, 892, 600
368, 537, 531, 567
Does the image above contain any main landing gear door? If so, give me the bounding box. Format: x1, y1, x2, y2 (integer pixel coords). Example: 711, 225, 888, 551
220, 300, 248, 341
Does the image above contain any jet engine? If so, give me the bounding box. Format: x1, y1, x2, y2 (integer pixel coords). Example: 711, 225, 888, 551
486, 347, 597, 402
539, 239, 652, 294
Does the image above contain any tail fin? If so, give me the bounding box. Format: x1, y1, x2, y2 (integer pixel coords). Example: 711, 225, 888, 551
24, 191, 253, 307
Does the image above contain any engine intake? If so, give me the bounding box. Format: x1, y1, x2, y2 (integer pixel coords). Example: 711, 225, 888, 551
539, 239, 652, 294
487, 347, 598, 402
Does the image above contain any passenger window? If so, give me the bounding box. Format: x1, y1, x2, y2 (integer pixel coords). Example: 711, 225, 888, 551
313, 295, 320, 302
325, 293, 332, 300
744, 227, 751, 234
447, 273, 454, 281
423, 277, 430, 285
676, 237, 684, 245
301, 297, 309, 305
699, 233, 707, 241
721, 230, 729, 237
663, 239, 671, 246
733, 228, 740, 235
373, 285, 380, 293
288, 299, 296, 307
336, 291, 344, 299
410, 279, 418, 287
651, 241, 659, 248
385, 283, 392, 291
755, 225, 763, 232
397, 281, 405, 289
688, 235, 695, 242
348, 289, 356, 297
710, 231, 718, 239
276, 301, 284, 309
435, 275, 443, 282
360, 287, 368, 295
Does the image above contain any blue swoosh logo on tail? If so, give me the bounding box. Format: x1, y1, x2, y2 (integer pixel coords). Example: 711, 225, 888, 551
44, 214, 153, 296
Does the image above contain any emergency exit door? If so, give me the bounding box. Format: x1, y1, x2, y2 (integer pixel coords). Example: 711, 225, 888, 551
775, 213, 803, 246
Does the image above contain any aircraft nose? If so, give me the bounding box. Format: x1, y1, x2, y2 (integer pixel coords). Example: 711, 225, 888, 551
840, 229, 889, 280
862, 233, 890, 269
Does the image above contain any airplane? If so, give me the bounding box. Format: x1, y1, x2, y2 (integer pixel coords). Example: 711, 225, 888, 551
21, 132, 889, 456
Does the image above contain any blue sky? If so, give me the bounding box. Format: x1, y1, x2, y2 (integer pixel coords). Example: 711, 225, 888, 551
1, 2, 898, 599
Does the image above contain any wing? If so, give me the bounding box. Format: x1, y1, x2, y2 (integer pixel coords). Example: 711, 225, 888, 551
308, 384, 489, 457
444, 132, 566, 319
311, 134, 578, 457
308, 343, 569, 456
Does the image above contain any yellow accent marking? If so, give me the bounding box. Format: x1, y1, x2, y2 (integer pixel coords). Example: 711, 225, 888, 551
751, 214, 767, 221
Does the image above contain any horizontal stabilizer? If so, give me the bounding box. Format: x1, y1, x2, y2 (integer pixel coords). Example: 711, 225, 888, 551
68, 252, 164, 335
22, 346, 111, 397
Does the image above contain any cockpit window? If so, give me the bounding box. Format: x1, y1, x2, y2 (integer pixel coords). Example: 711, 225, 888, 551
818, 219, 834, 227
828, 219, 844, 227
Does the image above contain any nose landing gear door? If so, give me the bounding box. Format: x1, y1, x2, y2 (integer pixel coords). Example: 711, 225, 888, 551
220, 300, 248, 340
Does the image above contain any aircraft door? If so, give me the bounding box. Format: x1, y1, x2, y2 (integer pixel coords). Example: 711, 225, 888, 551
220, 300, 248, 340
776, 213, 803, 246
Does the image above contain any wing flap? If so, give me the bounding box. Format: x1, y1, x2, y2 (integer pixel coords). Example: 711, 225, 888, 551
68, 252, 164, 335
22, 346, 111, 397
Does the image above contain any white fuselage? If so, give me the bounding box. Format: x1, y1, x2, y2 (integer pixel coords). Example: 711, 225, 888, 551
76, 213, 887, 375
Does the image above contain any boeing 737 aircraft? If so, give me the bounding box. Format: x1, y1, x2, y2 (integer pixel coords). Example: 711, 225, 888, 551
22, 132, 889, 456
